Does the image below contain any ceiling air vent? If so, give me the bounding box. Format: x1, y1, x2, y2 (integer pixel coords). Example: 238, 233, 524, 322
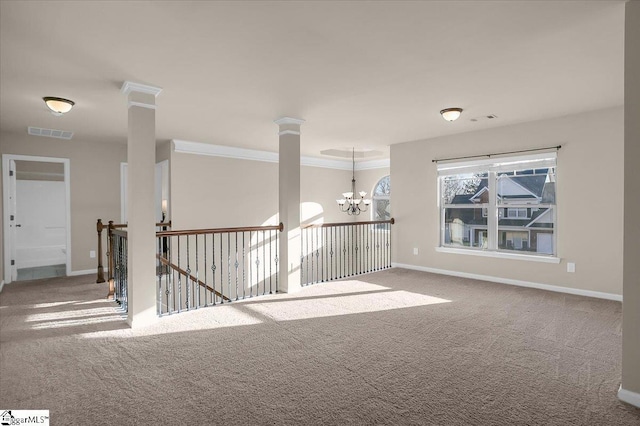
28, 126, 74, 140
470, 114, 498, 122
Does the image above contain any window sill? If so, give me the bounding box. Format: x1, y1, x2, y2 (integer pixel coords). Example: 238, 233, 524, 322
435, 247, 561, 264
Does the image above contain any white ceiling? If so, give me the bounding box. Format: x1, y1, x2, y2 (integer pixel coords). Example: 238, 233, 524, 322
0, 1, 625, 159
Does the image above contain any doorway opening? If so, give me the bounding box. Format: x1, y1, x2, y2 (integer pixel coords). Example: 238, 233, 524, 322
2, 155, 71, 283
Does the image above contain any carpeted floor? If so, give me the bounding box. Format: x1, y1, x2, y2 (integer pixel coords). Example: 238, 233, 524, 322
1, 269, 639, 425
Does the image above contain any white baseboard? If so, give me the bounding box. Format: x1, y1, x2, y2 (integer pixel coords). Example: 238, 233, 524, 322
391, 262, 622, 302
69, 269, 99, 277
618, 385, 640, 408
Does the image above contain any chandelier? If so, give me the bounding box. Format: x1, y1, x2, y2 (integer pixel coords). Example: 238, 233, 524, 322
336, 148, 371, 215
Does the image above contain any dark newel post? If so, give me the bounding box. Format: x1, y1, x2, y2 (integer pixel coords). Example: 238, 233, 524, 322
107, 221, 115, 299
96, 219, 105, 283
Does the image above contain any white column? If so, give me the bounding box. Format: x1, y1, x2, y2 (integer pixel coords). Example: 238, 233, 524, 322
275, 117, 305, 293
620, 0, 640, 408
121, 81, 162, 327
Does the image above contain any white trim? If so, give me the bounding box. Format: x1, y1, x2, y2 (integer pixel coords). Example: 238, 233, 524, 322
435, 246, 560, 263
0, 280, 4, 293
2, 154, 72, 284
278, 130, 301, 136
120, 81, 162, 97
391, 262, 622, 301
68, 269, 97, 277
273, 117, 305, 126
128, 101, 157, 110
173, 140, 279, 163
526, 207, 553, 228
171, 139, 390, 170
301, 156, 351, 170
357, 158, 390, 170
618, 386, 640, 408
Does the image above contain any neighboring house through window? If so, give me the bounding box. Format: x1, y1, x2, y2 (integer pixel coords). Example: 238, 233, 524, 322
438, 153, 557, 256
372, 175, 390, 224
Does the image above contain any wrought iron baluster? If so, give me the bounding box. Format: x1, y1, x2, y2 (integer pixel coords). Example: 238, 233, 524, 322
169, 235, 174, 314
157, 235, 162, 315
203, 234, 208, 307
269, 228, 272, 294
227, 232, 231, 302
235, 232, 239, 301
220, 233, 225, 304
323, 227, 327, 282
211, 233, 217, 305
274, 229, 279, 293
255, 237, 260, 296
249, 231, 253, 297
387, 222, 391, 268
195, 234, 200, 309
243, 232, 246, 299
262, 230, 266, 295
329, 227, 334, 281
186, 236, 191, 310
123, 237, 128, 312
310, 226, 315, 284
177, 237, 182, 312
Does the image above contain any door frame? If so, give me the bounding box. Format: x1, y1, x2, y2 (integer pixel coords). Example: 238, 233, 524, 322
2, 154, 72, 283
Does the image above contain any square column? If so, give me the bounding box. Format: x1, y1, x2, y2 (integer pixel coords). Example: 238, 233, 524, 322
620, 0, 640, 408
121, 81, 162, 327
275, 117, 305, 293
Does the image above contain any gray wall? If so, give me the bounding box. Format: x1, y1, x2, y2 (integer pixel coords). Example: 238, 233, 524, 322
391, 106, 623, 296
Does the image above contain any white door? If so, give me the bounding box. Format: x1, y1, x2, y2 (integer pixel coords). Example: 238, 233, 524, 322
8, 159, 17, 281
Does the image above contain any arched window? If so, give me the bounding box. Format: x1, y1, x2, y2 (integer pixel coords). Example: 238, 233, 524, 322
372, 175, 390, 222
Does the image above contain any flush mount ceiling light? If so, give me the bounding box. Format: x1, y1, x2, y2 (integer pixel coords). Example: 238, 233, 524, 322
43, 97, 75, 116
440, 107, 463, 122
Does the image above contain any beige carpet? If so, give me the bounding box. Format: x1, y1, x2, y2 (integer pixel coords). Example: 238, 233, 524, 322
1, 269, 639, 425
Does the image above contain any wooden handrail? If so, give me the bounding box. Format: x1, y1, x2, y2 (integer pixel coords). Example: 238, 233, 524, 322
156, 222, 284, 237
302, 218, 395, 229
156, 254, 231, 302
110, 221, 172, 229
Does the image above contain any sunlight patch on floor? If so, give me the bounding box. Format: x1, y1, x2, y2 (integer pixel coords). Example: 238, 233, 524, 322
245, 289, 451, 321
80, 280, 449, 339
30, 315, 126, 330
26, 307, 122, 322
80, 304, 262, 339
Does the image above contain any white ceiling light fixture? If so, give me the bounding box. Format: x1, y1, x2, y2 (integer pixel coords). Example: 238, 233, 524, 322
440, 107, 463, 122
43, 97, 75, 116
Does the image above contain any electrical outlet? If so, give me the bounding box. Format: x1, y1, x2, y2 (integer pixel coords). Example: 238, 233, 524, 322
567, 262, 576, 273
90, 250, 96, 258
413, 247, 419, 255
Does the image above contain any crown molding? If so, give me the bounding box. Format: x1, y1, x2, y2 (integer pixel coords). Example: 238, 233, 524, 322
121, 81, 163, 97
173, 140, 279, 163
356, 158, 390, 170
274, 117, 306, 126
172, 139, 389, 171
301, 156, 351, 170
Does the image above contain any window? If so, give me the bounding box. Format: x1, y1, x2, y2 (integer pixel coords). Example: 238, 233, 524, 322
438, 153, 557, 257
372, 175, 390, 224
507, 208, 528, 219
